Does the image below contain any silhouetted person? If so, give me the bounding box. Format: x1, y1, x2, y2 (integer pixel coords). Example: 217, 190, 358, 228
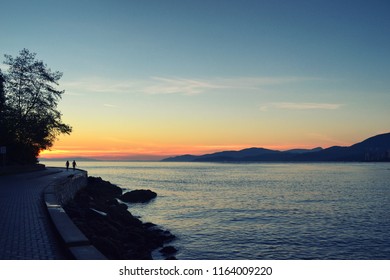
66, 160, 69, 171
72, 160, 77, 171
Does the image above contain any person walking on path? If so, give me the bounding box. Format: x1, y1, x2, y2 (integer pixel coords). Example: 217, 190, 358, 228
66, 160, 69, 171
72, 160, 77, 171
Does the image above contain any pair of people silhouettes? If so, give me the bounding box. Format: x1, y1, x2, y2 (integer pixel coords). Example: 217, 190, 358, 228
66, 160, 77, 171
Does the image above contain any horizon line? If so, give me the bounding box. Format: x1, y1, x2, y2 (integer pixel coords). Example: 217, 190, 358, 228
39, 146, 325, 161
39, 131, 390, 161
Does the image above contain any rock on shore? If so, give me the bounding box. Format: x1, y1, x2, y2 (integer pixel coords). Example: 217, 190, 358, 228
63, 176, 176, 260
120, 189, 157, 203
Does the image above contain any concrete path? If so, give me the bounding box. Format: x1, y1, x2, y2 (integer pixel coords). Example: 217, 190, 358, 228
0, 168, 83, 260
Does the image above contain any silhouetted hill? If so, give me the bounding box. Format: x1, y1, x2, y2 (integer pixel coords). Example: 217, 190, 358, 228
285, 147, 323, 154
162, 154, 199, 162
162, 148, 281, 162
196, 147, 283, 162
294, 132, 390, 161
162, 133, 390, 162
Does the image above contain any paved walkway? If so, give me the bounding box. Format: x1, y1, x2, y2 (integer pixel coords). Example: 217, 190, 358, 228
0, 168, 82, 260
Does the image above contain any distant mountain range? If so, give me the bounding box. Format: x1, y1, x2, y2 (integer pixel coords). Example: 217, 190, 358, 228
162, 132, 390, 162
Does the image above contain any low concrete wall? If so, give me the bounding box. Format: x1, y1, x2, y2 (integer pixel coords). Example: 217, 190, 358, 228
44, 169, 107, 260
50, 170, 88, 206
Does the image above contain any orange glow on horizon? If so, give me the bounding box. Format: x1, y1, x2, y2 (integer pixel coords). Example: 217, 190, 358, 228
39, 125, 359, 161
39, 142, 329, 161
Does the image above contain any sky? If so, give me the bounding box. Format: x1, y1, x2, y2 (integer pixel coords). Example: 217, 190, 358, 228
1, 0, 389, 160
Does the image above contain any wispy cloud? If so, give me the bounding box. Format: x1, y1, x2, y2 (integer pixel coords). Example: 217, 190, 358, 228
62, 78, 139, 95
103, 103, 117, 108
64, 92, 84, 97
142, 77, 226, 95
62, 76, 321, 96
143, 76, 321, 95
260, 102, 343, 111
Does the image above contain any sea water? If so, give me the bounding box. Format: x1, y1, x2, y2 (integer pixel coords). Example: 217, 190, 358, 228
42, 161, 390, 259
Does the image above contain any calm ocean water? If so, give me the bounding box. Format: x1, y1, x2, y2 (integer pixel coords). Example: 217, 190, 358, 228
43, 161, 390, 259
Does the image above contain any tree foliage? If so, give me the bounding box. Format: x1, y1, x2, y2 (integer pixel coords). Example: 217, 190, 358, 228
0, 49, 72, 164
0, 70, 4, 111
0, 70, 5, 145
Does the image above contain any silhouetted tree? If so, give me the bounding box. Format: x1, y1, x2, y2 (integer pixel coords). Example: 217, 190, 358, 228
0, 70, 4, 112
1, 49, 72, 163
0, 70, 5, 148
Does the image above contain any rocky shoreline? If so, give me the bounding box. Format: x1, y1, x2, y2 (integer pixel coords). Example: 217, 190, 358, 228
63, 176, 177, 260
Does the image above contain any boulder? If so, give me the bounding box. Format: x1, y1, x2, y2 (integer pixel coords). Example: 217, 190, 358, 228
120, 189, 157, 203
86, 177, 123, 199
160, 246, 178, 256
107, 204, 142, 227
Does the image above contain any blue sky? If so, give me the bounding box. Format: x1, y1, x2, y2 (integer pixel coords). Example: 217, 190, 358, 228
1, 0, 390, 159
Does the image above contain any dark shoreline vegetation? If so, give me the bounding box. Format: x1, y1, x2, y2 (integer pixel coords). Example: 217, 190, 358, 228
1, 49, 71, 165
63, 176, 177, 260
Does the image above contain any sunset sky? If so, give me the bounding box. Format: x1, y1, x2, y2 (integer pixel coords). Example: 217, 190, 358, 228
1, 0, 389, 160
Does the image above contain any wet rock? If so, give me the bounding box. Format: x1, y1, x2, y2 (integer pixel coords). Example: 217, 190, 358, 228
160, 246, 178, 256
107, 204, 142, 227
144, 222, 157, 228
86, 177, 123, 199
63, 177, 176, 260
120, 189, 157, 203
